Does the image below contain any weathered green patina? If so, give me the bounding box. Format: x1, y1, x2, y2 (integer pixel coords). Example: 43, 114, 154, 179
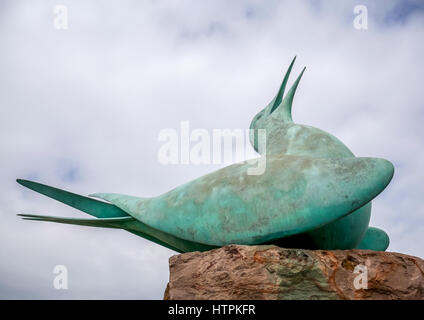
17, 57, 394, 253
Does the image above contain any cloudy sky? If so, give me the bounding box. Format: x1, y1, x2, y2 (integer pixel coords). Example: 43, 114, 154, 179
0, 0, 423, 299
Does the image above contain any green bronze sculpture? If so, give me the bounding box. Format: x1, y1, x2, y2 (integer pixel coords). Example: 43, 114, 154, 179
17, 57, 394, 253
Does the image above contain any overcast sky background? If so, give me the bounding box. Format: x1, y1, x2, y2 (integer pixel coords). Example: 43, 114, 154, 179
0, 0, 423, 299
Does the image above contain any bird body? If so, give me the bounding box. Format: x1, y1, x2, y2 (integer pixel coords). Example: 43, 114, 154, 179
18, 57, 394, 253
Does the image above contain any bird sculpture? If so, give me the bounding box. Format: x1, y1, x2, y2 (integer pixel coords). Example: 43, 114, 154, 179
17, 57, 394, 253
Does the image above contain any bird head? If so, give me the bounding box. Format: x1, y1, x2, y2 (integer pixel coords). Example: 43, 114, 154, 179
249, 57, 305, 153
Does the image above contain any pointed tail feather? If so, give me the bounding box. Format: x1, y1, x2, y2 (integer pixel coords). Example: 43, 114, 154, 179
17, 213, 213, 253
17, 213, 185, 252
18, 214, 134, 229
16, 179, 129, 218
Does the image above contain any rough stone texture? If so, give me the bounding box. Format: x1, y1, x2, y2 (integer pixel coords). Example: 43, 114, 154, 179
165, 245, 424, 300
